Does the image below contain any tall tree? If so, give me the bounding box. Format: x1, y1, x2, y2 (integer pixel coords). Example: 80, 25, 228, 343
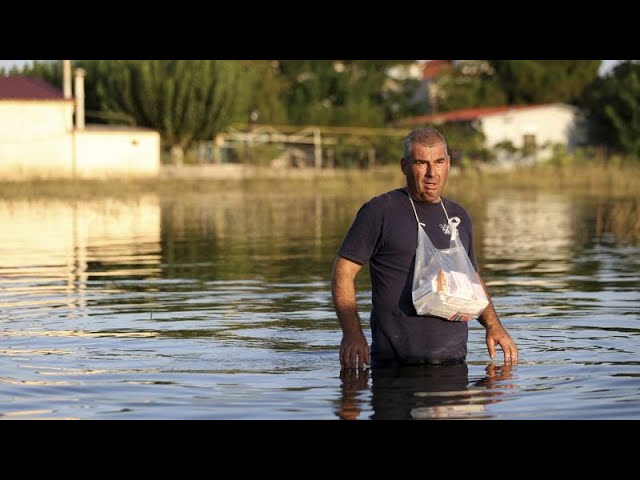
580, 60, 640, 156
435, 70, 507, 112
9, 60, 252, 163
237, 60, 289, 125
278, 60, 416, 127
490, 60, 601, 104
75, 60, 251, 163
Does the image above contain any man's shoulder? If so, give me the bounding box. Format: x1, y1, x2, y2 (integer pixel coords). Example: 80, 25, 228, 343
365, 188, 407, 208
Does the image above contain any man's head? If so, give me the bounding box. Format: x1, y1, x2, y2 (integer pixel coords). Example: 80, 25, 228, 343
400, 127, 450, 204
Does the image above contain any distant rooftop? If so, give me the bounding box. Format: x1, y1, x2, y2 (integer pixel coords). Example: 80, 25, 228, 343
398, 104, 557, 126
0, 76, 68, 100
422, 60, 453, 80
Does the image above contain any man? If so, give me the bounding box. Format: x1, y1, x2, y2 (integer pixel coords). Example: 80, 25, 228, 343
332, 127, 518, 369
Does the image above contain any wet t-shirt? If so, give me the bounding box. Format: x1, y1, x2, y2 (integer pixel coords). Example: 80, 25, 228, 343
338, 188, 478, 364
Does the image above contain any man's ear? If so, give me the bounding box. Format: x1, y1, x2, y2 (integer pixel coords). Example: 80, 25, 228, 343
400, 157, 407, 175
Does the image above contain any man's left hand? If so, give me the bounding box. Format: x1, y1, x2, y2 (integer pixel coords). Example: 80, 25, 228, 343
486, 324, 518, 363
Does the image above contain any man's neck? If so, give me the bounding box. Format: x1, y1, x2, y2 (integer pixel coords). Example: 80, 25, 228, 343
404, 187, 441, 204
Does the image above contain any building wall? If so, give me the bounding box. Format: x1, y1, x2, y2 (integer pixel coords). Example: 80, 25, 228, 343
0, 101, 74, 177
75, 129, 160, 178
0, 100, 161, 178
480, 104, 587, 159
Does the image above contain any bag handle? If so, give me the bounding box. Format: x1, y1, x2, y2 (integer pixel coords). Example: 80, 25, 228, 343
405, 189, 459, 240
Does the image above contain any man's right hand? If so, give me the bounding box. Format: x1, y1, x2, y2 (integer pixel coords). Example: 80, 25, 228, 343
340, 331, 370, 369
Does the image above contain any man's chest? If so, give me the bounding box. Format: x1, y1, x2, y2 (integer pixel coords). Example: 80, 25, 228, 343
380, 210, 454, 257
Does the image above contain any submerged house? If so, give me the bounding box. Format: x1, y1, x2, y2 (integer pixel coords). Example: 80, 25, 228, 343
0, 66, 160, 179
398, 103, 588, 162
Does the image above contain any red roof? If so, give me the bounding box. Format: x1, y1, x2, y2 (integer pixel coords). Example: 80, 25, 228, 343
0, 76, 68, 100
422, 60, 453, 80
397, 104, 552, 126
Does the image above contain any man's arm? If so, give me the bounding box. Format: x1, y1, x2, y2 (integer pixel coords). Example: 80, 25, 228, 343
477, 277, 518, 363
332, 255, 370, 369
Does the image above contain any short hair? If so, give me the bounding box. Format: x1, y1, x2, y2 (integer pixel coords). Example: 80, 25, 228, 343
403, 127, 448, 158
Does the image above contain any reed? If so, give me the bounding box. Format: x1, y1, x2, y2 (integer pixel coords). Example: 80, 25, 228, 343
457, 162, 640, 197
591, 197, 640, 244
0, 168, 405, 200
1, 162, 639, 200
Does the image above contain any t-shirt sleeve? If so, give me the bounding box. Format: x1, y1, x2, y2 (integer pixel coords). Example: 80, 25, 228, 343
337, 199, 383, 265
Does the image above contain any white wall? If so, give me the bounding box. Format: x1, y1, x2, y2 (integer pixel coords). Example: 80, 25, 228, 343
74, 128, 160, 178
0, 101, 75, 177
480, 104, 587, 159
0, 99, 161, 178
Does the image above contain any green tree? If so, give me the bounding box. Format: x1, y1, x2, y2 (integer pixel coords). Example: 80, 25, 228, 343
581, 60, 640, 157
436, 71, 507, 111
9, 60, 252, 164
490, 60, 601, 104
238, 60, 289, 125
77, 60, 252, 163
277, 60, 417, 127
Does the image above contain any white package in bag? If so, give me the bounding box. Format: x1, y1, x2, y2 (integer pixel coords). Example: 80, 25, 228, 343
408, 193, 489, 322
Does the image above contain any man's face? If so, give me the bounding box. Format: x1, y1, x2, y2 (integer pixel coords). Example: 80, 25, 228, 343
401, 142, 450, 203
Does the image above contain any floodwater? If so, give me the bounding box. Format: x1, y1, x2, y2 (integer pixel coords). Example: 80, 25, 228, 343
1, 188, 639, 419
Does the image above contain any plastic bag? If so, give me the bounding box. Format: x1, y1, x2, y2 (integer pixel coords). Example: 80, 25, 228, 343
409, 196, 489, 322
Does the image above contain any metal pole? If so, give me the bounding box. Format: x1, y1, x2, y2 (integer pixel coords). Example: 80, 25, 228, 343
314, 128, 322, 169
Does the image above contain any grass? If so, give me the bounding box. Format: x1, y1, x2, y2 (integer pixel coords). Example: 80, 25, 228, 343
462, 162, 640, 197
1, 162, 639, 200
0, 167, 405, 200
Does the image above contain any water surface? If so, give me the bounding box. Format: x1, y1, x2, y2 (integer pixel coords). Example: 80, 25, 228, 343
1, 189, 638, 419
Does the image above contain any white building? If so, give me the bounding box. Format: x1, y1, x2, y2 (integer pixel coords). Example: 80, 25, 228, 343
399, 103, 589, 161
0, 70, 160, 179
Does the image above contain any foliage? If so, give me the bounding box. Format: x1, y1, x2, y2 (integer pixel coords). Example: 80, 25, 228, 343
9, 59, 617, 164
580, 61, 640, 157
277, 60, 417, 127
489, 60, 601, 104
382, 77, 427, 120
237, 60, 289, 125
8, 60, 253, 161
436, 71, 507, 112
78, 61, 251, 154
494, 140, 517, 154
371, 135, 404, 166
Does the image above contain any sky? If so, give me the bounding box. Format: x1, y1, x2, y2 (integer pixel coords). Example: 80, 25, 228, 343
0, 59, 33, 70
600, 59, 621, 74
0, 59, 626, 75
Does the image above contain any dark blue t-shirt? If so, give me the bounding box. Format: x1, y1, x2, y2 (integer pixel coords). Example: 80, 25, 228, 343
338, 188, 478, 364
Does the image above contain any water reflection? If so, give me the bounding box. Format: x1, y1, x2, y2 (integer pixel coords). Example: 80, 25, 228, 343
0, 189, 639, 419
0, 197, 160, 319
159, 192, 353, 282
481, 191, 573, 275
585, 196, 640, 245
337, 363, 516, 420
